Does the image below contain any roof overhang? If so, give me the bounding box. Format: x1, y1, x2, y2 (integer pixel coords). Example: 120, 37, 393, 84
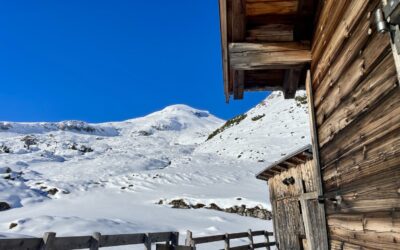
256, 144, 313, 181
218, 0, 318, 102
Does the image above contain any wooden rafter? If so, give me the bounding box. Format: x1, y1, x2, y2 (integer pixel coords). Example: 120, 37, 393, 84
219, 0, 317, 100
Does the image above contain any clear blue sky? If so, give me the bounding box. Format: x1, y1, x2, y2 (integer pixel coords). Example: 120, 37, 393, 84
0, 1, 268, 122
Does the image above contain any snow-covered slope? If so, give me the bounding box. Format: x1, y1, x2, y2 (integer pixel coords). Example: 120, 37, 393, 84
0, 92, 309, 248
197, 91, 310, 163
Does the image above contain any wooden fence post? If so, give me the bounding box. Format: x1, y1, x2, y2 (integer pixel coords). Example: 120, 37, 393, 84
185, 230, 194, 247
264, 231, 271, 250
248, 229, 254, 250
224, 233, 230, 250
144, 233, 152, 250
171, 232, 179, 246
41, 232, 56, 250
90, 232, 101, 250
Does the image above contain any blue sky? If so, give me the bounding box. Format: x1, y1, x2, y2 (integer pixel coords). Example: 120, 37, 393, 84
0, 1, 268, 122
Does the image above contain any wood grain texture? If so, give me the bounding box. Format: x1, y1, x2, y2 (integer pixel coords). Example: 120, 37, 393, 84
311, 0, 400, 248
229, 42, 311, 70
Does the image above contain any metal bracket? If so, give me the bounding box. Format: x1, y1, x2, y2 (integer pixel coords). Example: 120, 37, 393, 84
376, 0, 400, 54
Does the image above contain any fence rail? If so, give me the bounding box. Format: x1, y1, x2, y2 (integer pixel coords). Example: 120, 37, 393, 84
0, 231, 178, 250
185, 229, 275, 250
0, 229, 274, 250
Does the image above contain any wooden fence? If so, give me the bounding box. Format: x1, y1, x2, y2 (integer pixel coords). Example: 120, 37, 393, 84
185, 229, 275, 250
0, 229, 275, 250
0, 231, 179, 250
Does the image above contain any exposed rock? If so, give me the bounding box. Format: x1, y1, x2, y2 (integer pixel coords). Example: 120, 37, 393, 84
168, 199, 190, 209
0, 202, 11, 211
163, 199, 272, 220
21, 135, 38, 149
0, 144, 11, 153
57, 121, 96, 133
207, 203, 222, 211
138, 130, 152, 136
47, 188, 59, 195
9, 222, 17, 229
0, 167, 12, 174
78, 145, 93, 153
3, 174, 13, 180
191, 203, 205, 209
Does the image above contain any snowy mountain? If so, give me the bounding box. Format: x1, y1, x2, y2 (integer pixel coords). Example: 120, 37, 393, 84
197, 91, 310, 161
0, 91, 309, 248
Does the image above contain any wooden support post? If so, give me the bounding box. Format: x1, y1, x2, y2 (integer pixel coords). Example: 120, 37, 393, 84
247, 229, 254, 249
185, 230, 194, 247
41, 232, 56, 250
233, 70, 245, 99
171, 232, 179, 246
264, 231, 271, 250
224, 233, 230, 250
144, 233, 152, 250
90, 232, 101, 250
305, 70, 329, 249
283, 68, 302, 99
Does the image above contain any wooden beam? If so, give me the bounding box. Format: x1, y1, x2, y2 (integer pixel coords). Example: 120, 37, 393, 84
231, 0, 246, 42
233, 70, 245, 99
283, 67, 302, 99
229, 42, 311, 70
282, 160, 296, 167
218, 0, 230, 102
246, 24, 293, 42
275, 164, 288, 171
246, 0, 298, 16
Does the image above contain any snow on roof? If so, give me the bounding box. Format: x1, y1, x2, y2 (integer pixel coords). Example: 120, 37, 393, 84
256, 144, 313, 181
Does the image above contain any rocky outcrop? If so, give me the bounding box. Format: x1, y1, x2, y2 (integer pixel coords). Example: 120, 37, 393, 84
0, 202, 11, 211
159, 199, 272, 220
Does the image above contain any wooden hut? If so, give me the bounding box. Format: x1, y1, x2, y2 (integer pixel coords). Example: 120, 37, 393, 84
256, 145, 327, 250
218, 0, 400, 249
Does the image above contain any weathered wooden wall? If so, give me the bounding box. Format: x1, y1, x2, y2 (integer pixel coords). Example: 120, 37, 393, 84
311, 0, 400, 248
269, 159, 325, 249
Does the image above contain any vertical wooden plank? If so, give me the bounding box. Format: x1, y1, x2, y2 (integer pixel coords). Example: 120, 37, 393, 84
224, 233, 230, 250
185, 230, 194, 247
90, 232, 101, 250
171, 232, 179, 246
298, 183, 315, 250
144, 233, 152, 250
41, 232, 56, 250
305, 70, 329, 249
264, 231, 271, 250
248, 229, 254, 249
233, 70, 245, 99
218, 0, 230, 102
231, 0, 246, 42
